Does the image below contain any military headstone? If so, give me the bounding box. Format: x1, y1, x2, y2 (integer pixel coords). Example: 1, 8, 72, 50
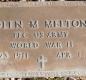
0, 1, 85, 77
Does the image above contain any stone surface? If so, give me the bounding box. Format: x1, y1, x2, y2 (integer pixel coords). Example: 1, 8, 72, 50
0, 3, 86, 77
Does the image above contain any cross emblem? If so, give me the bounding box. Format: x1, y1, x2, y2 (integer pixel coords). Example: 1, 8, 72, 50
37, 55, 47, 71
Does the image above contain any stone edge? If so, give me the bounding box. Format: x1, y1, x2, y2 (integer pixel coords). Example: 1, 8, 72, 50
0, 1, 86, 8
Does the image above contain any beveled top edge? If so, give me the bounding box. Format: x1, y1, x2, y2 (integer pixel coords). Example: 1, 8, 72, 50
0, 1, 86, 8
